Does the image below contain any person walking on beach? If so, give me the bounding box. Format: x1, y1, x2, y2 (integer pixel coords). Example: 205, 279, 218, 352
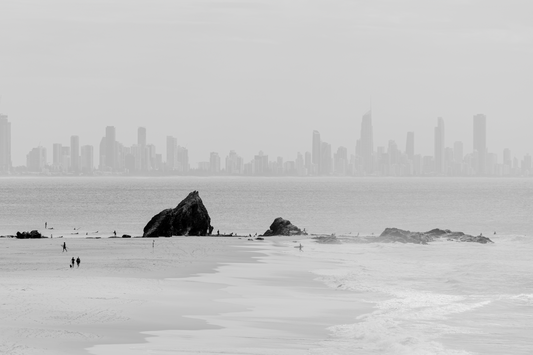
62, 242, 67, 252
45, 222, 47, 229
71, 257, 75, 268
152, 240, 155, 249
76, 257, 80, 268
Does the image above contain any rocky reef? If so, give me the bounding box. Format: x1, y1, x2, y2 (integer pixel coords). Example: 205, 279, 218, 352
143, 191, 213, 238
263, 217, 307, 236
15, 230, 43, 239
375, 228, 494, 244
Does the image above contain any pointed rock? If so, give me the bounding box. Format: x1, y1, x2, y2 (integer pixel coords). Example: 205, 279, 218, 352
143, 191, 213, 238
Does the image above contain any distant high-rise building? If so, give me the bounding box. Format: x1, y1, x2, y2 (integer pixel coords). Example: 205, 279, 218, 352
360, 110, 374, 174
503, 148, 512, 167
166, 136, 177, 171
52, 143, 63, 169
138, 127, 147, 171
209, 152, 220, 173
405, 132, 414, 160
26, 146, 47, 172
434, 117, 445, 174
320, 141, 332, 175
473, 114, 487, 175
70, 135, 80, 172
105, 126, 116, 170
454, 141, 464, 163
0, 114, 11, 172
226, 150, 243, 175
80, 145, 94, 172
176, 146, 189, 172
254, 151, 269, 175
334, 146, 348, 175
312, 130, 321, 174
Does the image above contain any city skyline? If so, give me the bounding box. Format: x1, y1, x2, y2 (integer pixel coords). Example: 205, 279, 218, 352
1, 1, 532, 170
3, 109, 533, 177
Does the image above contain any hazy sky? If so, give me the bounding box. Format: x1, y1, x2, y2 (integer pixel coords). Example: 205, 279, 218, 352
1, 0, 532, 166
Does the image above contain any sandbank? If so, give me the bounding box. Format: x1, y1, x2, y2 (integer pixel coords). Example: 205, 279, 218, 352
0, 236, 370, 354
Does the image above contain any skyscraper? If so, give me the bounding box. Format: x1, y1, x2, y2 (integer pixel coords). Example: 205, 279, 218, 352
80, 145, 94, 172
105, 126, 116, 171
473, 114, 487, 175
434, 117, 445, 174
138, 127, 147, 171
405, 132, 414, 160
360, 110, 374, 174
70, 135, 80, 173
0, 114, 11, 172
166, 136, 177, 171
312, 130, 321, 175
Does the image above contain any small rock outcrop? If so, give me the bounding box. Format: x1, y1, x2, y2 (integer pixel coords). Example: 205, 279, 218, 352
143, 191, 213, 238
263, 217, 307, 236
375, 228, 493, 244
16, 230, 43, 239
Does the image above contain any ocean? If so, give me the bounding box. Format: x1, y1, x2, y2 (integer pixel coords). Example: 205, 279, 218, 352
1, 176, 532, 354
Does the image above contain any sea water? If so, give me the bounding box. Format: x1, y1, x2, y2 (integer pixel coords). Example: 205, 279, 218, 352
297, 234, 533, 354
2, 177, 533, 354
2, 176, 533, 236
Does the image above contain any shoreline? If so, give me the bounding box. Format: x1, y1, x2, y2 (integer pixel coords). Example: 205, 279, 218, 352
0, 236, 370, 354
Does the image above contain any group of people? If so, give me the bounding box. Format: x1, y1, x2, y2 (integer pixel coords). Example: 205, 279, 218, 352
70, 256, 81, 268
62, 242, 81, 268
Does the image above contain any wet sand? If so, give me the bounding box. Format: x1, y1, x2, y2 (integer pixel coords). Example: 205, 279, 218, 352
0, 236, 368, 354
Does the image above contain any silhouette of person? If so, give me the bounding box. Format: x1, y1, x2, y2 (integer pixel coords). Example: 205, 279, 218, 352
152, 240, 154, 248
76, 257, 80, 267
71, 257, 75, 267
45, 222, 47, 229
62, 242, 67, 252
113, 230, 116, 237
299, 243, 303, 251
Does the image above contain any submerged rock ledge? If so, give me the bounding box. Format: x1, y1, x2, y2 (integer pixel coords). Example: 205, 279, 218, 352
314, 228, 494, 245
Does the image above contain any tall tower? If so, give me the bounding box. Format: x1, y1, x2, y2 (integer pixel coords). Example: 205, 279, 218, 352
360, 110, 374, 174
405, 132, 414, 160
473, 114, 487, 175
0, 114, 11, 172
105, 126, 116, 171
312, 130, 321, 175
70, 135, 80, 173
166, 136, 177, 171
434, 117, 445, 174
138, 127, 147, 171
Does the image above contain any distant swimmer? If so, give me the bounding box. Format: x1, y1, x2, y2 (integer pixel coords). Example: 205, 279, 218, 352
62, 242, 68, 252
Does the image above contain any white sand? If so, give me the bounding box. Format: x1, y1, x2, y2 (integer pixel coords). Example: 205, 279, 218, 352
0, 236, 369, 354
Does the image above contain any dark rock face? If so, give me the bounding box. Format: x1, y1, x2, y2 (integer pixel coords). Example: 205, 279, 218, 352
263, 217, 307, 236
376, 228, 494, 244
143, 191, 213, 238
16, 230, 43, 239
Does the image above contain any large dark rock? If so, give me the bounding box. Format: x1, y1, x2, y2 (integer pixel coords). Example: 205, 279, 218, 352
375, 228, 493, 244
16, 230, 43, 239
143, 191, 213, 238
263, 217, 307, 236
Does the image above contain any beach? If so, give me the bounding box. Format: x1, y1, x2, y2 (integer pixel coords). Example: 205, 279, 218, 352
0, 235, 368, 355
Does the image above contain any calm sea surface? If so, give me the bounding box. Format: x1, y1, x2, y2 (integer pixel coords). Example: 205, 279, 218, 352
1, 177, 533, 236
2, 177, 533, 354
